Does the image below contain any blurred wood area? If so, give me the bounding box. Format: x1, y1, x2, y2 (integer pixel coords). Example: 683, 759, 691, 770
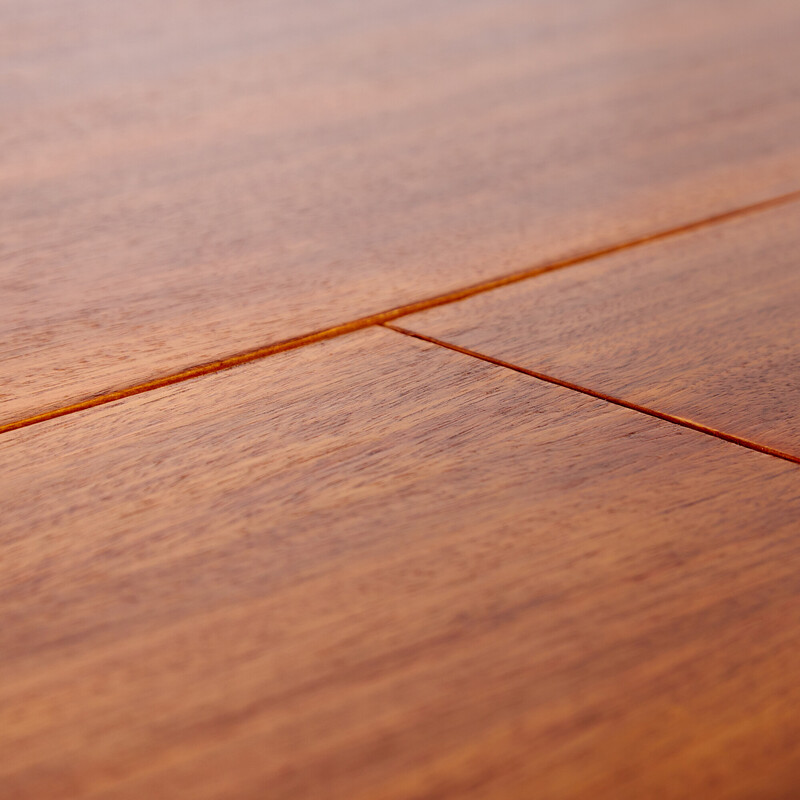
3, 0, 800, 422
1, 1, 799, 798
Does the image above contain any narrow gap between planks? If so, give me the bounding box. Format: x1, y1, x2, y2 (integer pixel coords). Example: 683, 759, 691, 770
2, 188, 800, 438
382, 323, 800, 466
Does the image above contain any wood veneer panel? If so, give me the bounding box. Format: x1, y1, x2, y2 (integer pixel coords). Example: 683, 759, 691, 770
400, 201, 800, 456
4, 0, 800, 423
1, 327, 799, 798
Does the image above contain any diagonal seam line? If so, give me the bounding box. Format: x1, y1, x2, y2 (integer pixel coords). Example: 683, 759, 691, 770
383, 323, 800, 466
2, 188, 800, 437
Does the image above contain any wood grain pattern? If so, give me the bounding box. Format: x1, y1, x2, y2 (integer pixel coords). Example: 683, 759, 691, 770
400, 201, 800, 456
4, 0, 800, 424
2, 327, 800, 799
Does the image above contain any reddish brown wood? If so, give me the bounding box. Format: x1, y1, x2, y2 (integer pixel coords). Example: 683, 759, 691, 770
4, 0, 800, 424
399, 201, 800, 456
1, 328, 799, 798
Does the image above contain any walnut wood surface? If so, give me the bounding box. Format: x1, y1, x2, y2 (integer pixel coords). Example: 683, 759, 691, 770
400, 201, 800, 456
4, 0, 800, 424
1, 328, 799, 798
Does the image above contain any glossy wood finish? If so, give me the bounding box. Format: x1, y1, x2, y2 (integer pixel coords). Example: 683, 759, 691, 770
2, 328, 800, 799
400, 201, 800, 456
4, 0, 800, 424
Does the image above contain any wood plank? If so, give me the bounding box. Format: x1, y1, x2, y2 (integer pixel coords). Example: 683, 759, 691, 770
4, 0, 800, 424
2, 327, 800, 799
398, 201, 800, 456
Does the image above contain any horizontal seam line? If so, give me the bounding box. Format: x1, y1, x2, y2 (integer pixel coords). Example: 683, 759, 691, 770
383, 323, 800, 467
2, 187, 799, 436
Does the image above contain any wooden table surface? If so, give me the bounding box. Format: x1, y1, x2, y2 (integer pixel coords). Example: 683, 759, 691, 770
2, 1, 799, 798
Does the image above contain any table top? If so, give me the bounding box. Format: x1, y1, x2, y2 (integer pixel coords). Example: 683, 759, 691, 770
2, 2, 800, 797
